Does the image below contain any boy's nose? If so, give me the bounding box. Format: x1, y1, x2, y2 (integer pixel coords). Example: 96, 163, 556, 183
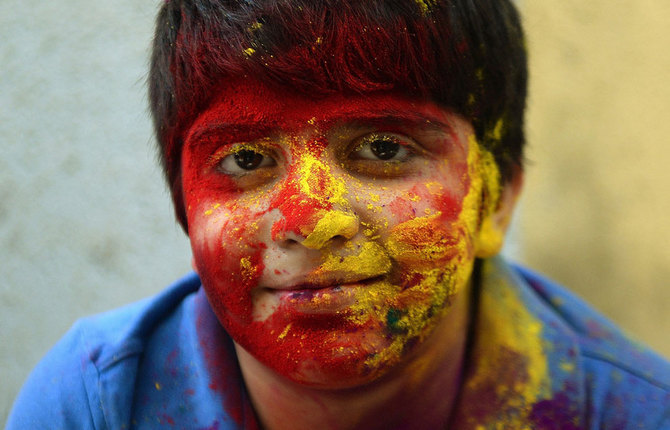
269, 151, 359, 249
301, 210, 359, 249
271, 208, 359, 250
270, 201, 360, 249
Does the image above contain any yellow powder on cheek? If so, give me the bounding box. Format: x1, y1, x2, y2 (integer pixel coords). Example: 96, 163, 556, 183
459, 135, 504, 258
316, 242, 392, 280
357, 136, 502, 372
424, 182, 446, 197
356, 214, 472, 371
359, 265, 463, 372
385, 213, 456, 268
204, 202, 221, 216
240, 256, 260, 282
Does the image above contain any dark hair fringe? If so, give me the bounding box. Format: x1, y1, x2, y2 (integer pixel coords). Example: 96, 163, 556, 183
149, 0, 528, 231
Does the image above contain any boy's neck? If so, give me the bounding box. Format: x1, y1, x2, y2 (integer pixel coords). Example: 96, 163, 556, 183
234, 282, 473, 430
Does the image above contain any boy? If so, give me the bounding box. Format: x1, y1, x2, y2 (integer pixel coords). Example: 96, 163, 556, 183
8, 0, 670, 428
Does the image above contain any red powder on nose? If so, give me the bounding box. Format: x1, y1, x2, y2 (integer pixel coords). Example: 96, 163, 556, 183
269, 163, 333, 240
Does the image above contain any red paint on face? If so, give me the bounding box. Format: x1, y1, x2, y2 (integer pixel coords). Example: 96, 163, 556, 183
182, 76, 482, 387
388, 196, 415, 219
269, 158, 332, 241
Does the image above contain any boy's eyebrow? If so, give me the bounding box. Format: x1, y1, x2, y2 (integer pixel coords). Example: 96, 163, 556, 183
337, 111, 452, 133
187, 110, 454, 142
187, 123, 275, 144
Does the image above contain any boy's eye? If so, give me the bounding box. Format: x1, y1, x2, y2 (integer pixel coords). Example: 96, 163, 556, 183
219, 149, 276, 174
352, 135, 410, 162
234, 150, 265, 170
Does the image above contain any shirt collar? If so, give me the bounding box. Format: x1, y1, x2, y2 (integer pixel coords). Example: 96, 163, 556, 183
450, 257, 585, 429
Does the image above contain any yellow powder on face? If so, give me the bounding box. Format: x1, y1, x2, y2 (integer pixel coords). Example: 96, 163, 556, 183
386, 213, 455, 267
204, 202, 221, 216
362, 266, 457, 370
424, 181, 444, 195
459, 135, 504, 258
407, 192, 421, 202
278, 324, 292, 340
302, 211, 358, 249
296, 151, 349, 209
346, 279, 400, 326
477, 144, 504, 257
317, 242, 392, 280
366, 203, 382, 213
240, 257, 259, 282
357, 134, 504, 373
360, 216, 469, 371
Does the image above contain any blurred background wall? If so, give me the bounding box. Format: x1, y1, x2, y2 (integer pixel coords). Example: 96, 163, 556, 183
0, 0, 192, 422
1, 0, 669, 424
521, 1, 670, 361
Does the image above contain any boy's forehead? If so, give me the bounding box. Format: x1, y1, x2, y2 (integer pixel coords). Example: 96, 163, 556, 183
186, 76, 455, 139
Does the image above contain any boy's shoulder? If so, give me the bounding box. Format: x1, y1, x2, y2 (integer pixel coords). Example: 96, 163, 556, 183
454, 257, 670, 429
77, 272, 202, 361
516, 263, 670, 386
6, 273, 254, 430
517, 263, 670, 427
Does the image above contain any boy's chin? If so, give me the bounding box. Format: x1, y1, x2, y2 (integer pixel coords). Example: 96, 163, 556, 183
288, 361, 392, 389
270, 347, 404, 390
237, 324, 426, 390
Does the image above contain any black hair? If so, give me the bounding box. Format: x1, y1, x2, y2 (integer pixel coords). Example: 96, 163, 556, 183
149, 0, 527, 230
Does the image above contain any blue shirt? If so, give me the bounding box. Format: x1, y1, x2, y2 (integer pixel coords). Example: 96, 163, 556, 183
7, 258, 670, 429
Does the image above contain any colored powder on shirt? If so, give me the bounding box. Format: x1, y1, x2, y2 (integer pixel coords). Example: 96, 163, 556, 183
452, 262, 551, 428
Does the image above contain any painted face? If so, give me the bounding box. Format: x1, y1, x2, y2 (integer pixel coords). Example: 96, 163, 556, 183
182, 77, 503, 387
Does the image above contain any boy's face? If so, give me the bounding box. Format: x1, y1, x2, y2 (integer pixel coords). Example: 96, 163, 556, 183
182, 77, 505, 387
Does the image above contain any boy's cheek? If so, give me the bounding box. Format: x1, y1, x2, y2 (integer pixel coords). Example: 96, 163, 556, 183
189, 208, 268, 327
378, 183, 466, 234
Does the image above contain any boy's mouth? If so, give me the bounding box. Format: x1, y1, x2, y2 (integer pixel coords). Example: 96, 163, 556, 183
282, 275, 383, 291
274, 276, 385, 315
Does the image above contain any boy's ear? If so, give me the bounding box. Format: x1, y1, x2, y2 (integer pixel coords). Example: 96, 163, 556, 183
474, 168, 524, 258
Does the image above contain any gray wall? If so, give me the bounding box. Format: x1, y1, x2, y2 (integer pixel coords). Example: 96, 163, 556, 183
1, 0, 192, 422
